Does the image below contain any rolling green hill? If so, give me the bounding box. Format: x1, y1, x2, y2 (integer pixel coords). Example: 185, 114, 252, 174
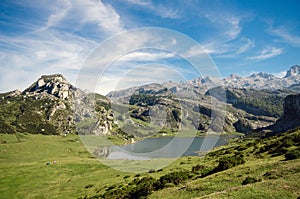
0, 129, 299, 198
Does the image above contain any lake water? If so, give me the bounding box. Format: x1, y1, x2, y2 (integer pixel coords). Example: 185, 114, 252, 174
94, 135, 236, 160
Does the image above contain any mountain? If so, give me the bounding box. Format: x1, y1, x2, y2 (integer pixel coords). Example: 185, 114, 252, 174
0, 74, 113, 135
108, 65, 300, 98
270, 93, 300, 134
188, 65, 300, 92
107, 65, 300, 135
1, 65, 299, 137
108, 84, 282, 136
284, 65, 300, 78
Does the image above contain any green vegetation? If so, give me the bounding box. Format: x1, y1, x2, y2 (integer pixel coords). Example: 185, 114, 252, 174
233, 95, 283, 117
129, 94, 159, 106
0, 130, 299, 198
285, 148, 300, 160
0, 94, 73, 135
207, 87, 287, 117
242, 176, 261, 185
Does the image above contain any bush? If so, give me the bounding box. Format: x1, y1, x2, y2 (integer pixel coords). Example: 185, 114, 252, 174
129, 177, 158, 198
242, 176, 261, 185
285, 148, 300, 160
159, 171, 191, 186
263, 171, 279, 179
102, 176, 163, 199
215, 153, 245, 172
191, 164, 205, 174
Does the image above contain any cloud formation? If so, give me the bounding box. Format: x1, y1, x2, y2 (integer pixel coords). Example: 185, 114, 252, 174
247, 47, 283, 60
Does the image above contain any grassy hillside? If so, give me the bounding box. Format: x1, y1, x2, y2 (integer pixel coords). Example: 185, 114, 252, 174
0, 93, 73, 135
206, 87, 290, 117
0, 130, 299, 198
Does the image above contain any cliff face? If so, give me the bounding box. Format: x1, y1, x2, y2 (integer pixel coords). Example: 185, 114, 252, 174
271, 94, 300, 133
283, 94, 300, 116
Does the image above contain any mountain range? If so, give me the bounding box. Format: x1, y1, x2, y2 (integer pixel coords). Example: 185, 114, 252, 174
108, 65, 300, 98
1, 65, 300, 137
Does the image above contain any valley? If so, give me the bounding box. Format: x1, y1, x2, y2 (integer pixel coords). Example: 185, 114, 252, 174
0, 128, 299, 198
0, 65, 300, 198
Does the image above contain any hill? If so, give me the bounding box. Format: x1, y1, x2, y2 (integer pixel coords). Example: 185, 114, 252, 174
1, 65, 300, 137
0, 74, 113, 135
0, 127, 298, 198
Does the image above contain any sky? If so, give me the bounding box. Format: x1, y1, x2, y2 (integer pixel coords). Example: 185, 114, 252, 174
0, 0, 300, 94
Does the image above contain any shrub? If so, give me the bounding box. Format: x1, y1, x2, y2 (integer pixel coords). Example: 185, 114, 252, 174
215, 153, 245, 172
242, 176, 261, 185
84, 184, 94, 189
263, 171, 279, 179
159, 171, 191, 186
191, 164, 205, 174
123, 175, 130, 179
285, 148, 300, 160
102, 176, 163, 199
129, 177, 158, 198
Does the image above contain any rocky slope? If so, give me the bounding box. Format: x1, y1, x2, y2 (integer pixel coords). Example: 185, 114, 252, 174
107, 65, 300, 135
0, 74, 113, 135
1, 65, 299, 136
108, 83, 280, 135
270, 93, 300, 133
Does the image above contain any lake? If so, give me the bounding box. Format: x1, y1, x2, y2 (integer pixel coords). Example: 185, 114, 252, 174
94, 135, 236, 160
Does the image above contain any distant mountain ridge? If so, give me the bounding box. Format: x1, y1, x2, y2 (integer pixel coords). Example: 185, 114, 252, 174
106, 65, 299, 136
190, 64, 300, 92
107, 65, 300, 98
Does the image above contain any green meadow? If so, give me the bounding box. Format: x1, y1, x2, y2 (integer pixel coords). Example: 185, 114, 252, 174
0, 131, 299, 198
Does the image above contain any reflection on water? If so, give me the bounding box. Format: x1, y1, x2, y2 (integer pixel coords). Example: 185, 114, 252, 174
93, 135, 235, 160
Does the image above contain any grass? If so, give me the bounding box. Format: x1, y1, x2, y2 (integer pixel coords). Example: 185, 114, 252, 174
0, 130, 299, 198
0, 133, 131, 198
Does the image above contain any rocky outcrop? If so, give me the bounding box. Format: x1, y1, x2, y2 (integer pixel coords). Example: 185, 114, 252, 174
271, 94, 300, 133
0, 74, 114, 135
23, 74, 75, 100
284, 65, 300, 78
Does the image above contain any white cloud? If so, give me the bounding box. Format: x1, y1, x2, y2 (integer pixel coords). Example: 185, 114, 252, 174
203, 37, 255, 57
224, 16, 242, 40
269, 25, 300, 47
203, 14, 242, 41
0, 31, 97, 92
247, 47, 283, 60
184, 45, 208, 57
199, 13, 256, 57
74, 0, 125, 34
125, 0, 180, 19
34, 0, 124, 35
96, 64, 184, 94
38, 0, 71, 32
126, 0, 151, 6
0, 0, 127, 92
119, 51, 175, 62
235, 38, 255, 55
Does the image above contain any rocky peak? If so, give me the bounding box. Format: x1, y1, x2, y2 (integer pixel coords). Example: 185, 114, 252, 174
250, 72, 274, 79
228, 74, 240, 79
23, 74, 75, 100
284, 65, 300, 78
6, 89, 21, 97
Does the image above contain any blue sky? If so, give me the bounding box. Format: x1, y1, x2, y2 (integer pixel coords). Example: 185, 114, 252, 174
0, 0, 300, 94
